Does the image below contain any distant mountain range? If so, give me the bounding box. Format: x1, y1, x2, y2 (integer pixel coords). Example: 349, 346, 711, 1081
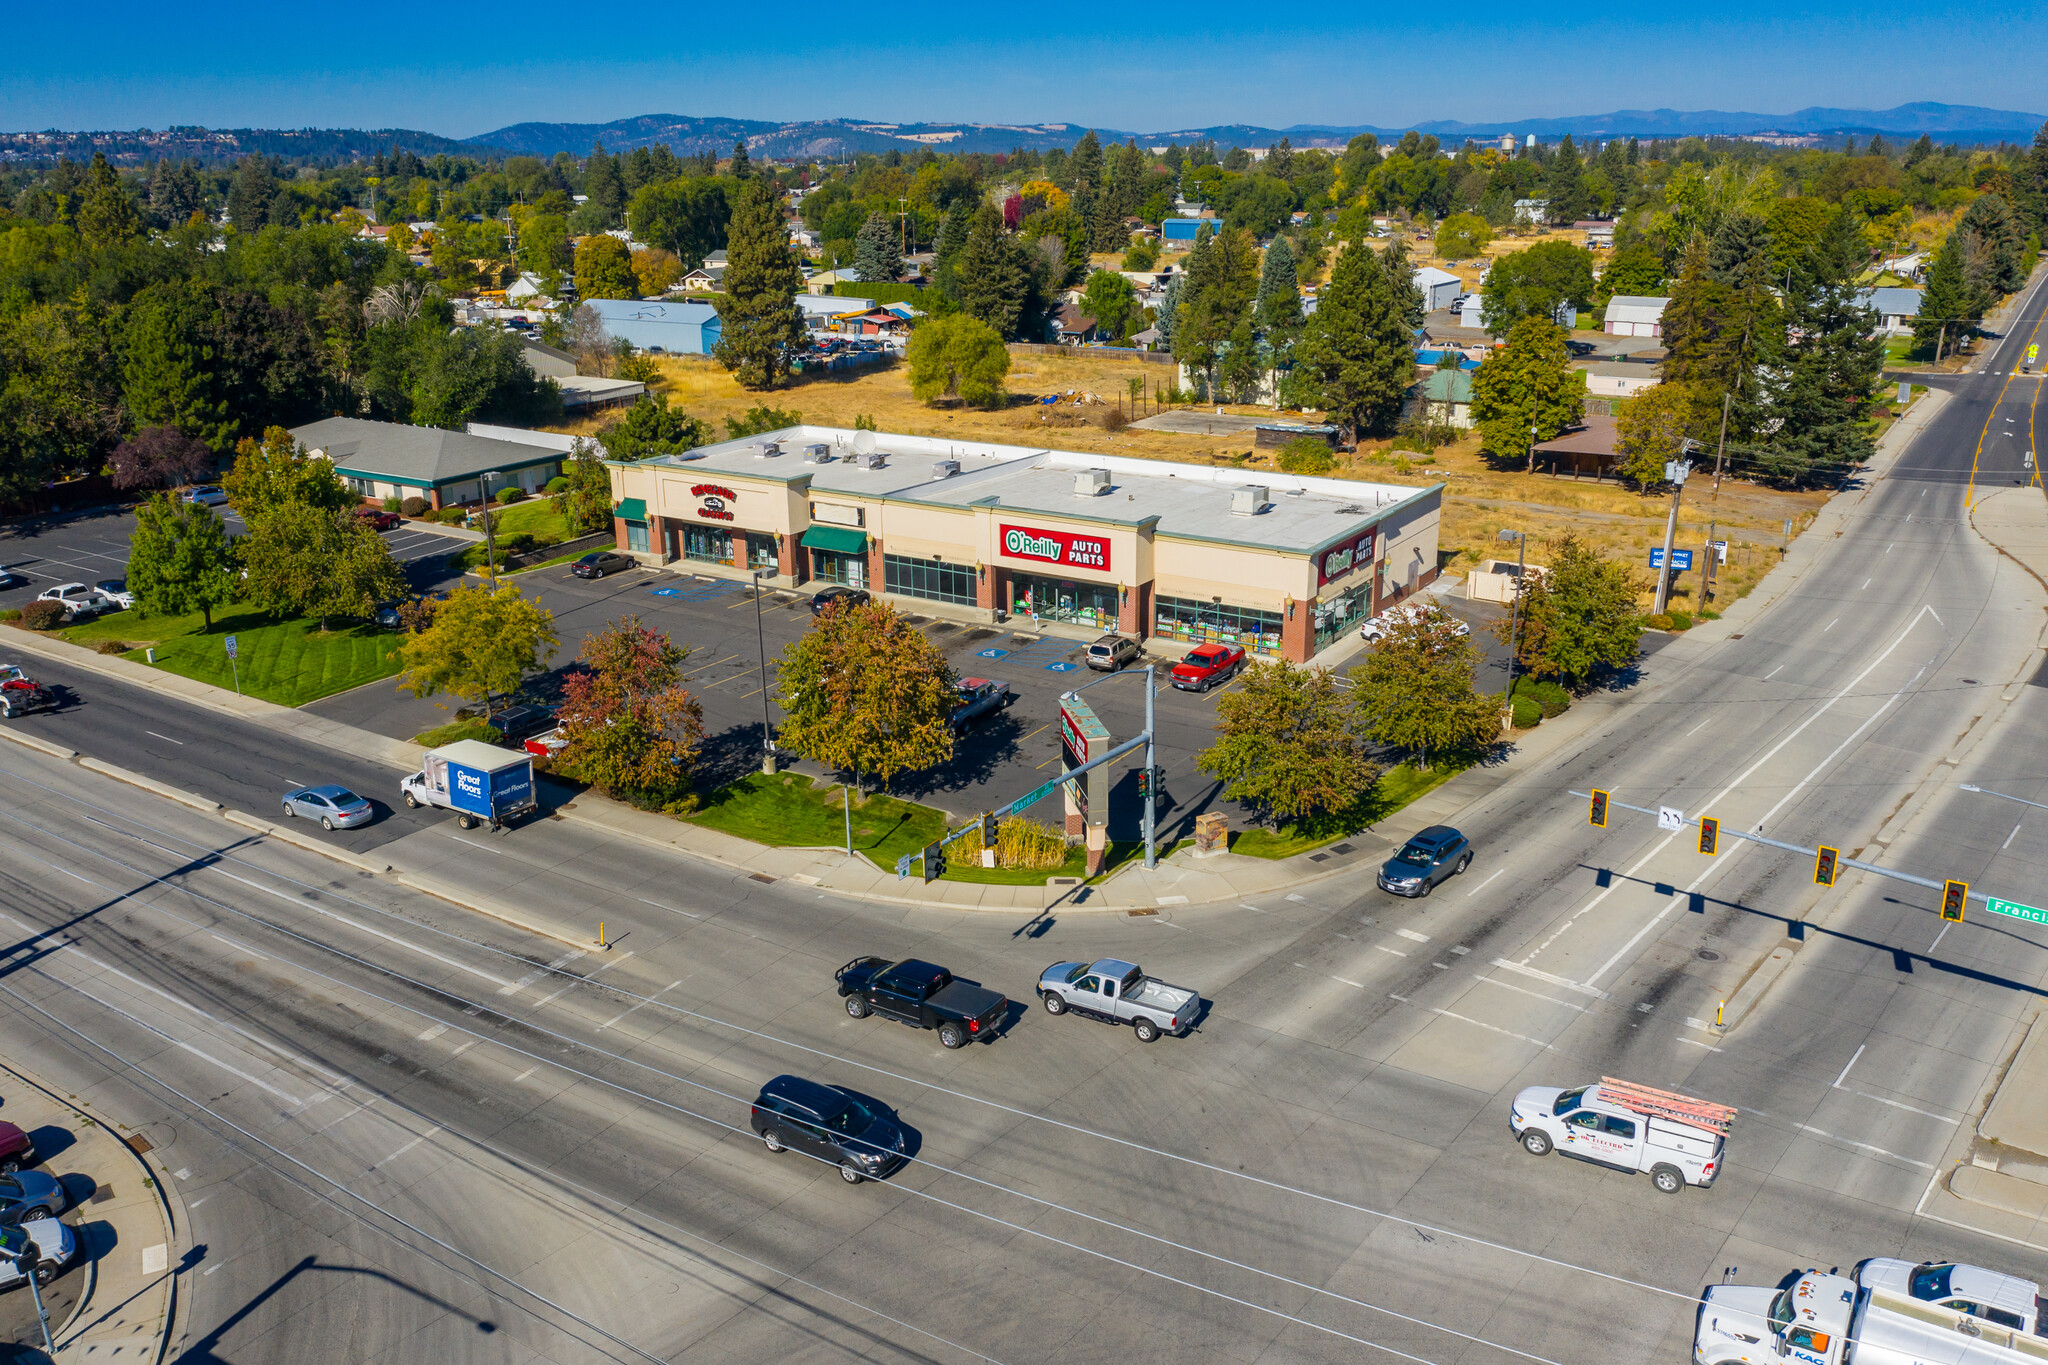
4, 102, 2040, 167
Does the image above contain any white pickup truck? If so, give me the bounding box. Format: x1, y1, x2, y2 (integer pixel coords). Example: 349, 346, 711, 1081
1510, 1076, 1733, 1193
1037, 957, 1200, 1042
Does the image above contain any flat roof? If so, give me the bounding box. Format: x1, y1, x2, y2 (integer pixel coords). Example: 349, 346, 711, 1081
623, 427, 1440, 553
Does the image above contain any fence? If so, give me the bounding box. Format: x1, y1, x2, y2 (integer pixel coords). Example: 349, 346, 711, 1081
1008, 343, 1178, 366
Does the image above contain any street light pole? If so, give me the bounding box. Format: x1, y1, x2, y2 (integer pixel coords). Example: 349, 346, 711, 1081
1501, 529, 1526, 723
753, 567, 776, 774
1652, 444, 1696, 616
480, 470, 501, 579
14, 1246, 54, 1356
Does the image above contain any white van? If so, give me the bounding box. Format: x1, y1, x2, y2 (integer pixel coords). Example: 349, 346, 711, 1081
1510, 1076, 1733, 1193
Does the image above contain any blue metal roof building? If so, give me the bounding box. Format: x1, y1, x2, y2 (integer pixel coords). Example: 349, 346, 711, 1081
582, 299, 723, 355
1161, 218, 1207, 243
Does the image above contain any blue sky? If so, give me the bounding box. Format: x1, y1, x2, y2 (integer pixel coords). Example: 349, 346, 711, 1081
6, 2, 2041, 137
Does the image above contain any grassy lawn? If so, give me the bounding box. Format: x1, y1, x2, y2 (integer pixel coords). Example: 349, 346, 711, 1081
54, 602, 400, 707
1228, 761, 1466, 860
687, 773, 947, 868
487, 498, 572, 541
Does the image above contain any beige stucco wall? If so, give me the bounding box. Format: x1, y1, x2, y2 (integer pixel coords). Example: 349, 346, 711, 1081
1153, 538, 1313, 608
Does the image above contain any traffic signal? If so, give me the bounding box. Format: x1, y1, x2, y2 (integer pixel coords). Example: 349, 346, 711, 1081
1814, 846, 1839, 887
1941, 880, 1969, 922
1588, 790, 1610, 827
920, 841, 946, 883
1698, 816, 1719, 856
981, 810, 999, 846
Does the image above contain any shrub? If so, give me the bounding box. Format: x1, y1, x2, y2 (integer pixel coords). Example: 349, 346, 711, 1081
1645, 613, 1674, 631
1510, 694, 1543, 728
382, 495, 401, 513
987, 815, 1067, 869
0, 608, 19, 622
1514, 676, 1571, 717
1100, 407, 1129, 432
495, 486, 526, 505
21, 601, 65, 631
400, 496, 430, 517
545, 476, 570, 494
1276, 436, 1336, 475
95, 640, 130, 655
1666, 610, 1693, 629
436, 507, 467, 523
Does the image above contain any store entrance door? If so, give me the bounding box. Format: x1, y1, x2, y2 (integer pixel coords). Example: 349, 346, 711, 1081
1010, 573, 1118, 629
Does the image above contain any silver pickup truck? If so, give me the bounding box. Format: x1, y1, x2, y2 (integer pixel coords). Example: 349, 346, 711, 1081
1036, 958, 1200, 1042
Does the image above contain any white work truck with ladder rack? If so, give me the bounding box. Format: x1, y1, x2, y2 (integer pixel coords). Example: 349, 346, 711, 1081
1510, 1077, 1734, 1193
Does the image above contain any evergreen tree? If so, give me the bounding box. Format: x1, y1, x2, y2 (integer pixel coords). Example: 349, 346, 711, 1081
729, 139, 751, 179
1707, 212, 1770, 284
956, 204, 1029, 338
1913, 230, 1978, 360
121, 284, 229, 448
1545, 135, 1588, 225
1759, 209, 1884, 484
1254, 235, 1302, 336
77, 151, 145, 248
226, 155, 277, 231
585, 144, 627, 225
853, 212, 903, 283
2022, 121, 2048, 236
711, 178, 804, 389
932, 198, 973, 301
1296, 241, 1414, 441
1468, 316, 1584, 469
1156, 273, 1183, 350
1955, 193, 2026, 296
1380, 237, 1426, 332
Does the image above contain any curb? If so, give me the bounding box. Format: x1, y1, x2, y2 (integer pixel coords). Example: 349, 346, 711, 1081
388, 868, 595, 950
221, 810, 393, 875
76, 758, 221, 815
0, 728, 77, 762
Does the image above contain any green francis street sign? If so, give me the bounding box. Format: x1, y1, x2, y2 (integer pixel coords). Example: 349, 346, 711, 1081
1985, 897, 2048, 925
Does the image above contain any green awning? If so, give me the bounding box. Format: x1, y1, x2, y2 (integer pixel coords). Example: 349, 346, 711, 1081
614, 498, 647, 522
801, 525, 868, 554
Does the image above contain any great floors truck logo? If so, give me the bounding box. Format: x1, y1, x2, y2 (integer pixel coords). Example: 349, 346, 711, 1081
1000, 524, 1110, 571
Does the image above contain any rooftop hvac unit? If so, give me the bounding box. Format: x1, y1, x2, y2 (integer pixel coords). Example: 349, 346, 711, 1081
804, 443, 830, 463
859, 452, 887, 470
758, 441, 781, 458
1230, 485, 1269, 516
931, 459, 961, 479
1074, 469, 1111, 497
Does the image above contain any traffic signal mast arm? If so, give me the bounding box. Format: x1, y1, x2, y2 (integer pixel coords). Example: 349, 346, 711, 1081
897, 728, 1153, 878
1570, 789, 1991, 909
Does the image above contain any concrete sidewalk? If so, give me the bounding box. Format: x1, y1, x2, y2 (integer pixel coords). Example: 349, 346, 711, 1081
0, 1059, 182, 1365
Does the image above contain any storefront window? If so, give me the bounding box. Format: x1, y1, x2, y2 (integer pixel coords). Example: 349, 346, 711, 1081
1154, 595, 1284, 657
1313, 581, 1373, 651
810, 547, 866, 587
884, 555, 976, 606
1012, 573, 1118, 628
685, 526, 733, 564
625, 520, 649, 553
746, 533, 779, 571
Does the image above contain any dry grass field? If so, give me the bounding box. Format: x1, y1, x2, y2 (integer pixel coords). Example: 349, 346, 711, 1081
550, 343, 1831, 613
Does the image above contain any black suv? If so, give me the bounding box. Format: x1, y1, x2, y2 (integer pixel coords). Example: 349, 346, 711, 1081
810, 585, 871, 617
749, 1075, 907, 1183
1376, 825, 1473, 898
572, 551, 636, 579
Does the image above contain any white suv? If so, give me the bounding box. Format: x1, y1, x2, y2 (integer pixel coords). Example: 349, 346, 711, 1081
0, 1216, 75, 1288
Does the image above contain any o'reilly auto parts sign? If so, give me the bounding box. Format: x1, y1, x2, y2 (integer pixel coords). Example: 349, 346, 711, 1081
1000, 523, 1110, 572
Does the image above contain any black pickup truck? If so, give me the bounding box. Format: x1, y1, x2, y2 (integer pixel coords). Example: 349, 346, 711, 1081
835, 957, 1007, 1049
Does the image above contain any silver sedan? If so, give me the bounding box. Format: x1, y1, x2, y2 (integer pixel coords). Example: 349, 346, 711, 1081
0, 1170, 69, 1224
281, 785, 374, 830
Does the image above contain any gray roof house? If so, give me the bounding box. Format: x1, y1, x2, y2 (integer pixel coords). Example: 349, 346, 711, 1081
291, 417, 573, 510
1857, 286, 1924, 337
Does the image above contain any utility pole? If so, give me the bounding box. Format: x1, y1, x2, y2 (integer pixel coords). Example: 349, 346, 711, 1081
1711, 389, 1731, 494
1652, 443, 1697, 616
481, 470, 500, 578
753, 567, 777, 773
1501, 529, 1528, 724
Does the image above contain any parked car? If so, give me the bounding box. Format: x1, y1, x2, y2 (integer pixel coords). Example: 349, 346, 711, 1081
487, 703, 558, 744
93, 578, 134, 608
571, 551, 636, 579
356, 508, 403, 531
836, 957, 1007, 1049
1376, 824, 1472, 897
1448, 293, 1475, 312
0, 1218, 73, 1289
523, 726, 568, 759
0, 571, 27, 591
1085, 634, 1142, 671
949, 678, 1011, 731
182, 485, 229, 507
35, 583, 114, 621
1169, 642, 1246, 692
1037, 958, 1200, 1043
1360, 603, 1470, 642
810, 585, 871, 617
281, 785, 374, 831
0, 1171, 69, 1226
0, 1122, 35, 1174
748, 1074, 908, 1184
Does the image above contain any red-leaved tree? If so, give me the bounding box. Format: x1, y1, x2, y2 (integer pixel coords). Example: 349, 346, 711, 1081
555, 616, 705, 808
110, 425, 215, 491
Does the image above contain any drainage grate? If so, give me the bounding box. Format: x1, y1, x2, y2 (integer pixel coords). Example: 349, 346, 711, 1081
749, 872, 776, 884
125, 1135, 152, 1155
1331, 843, 1356, 854
1308, 853, 1330, 862
1126, 907, 1158, 917
1047, 876, 1081, 886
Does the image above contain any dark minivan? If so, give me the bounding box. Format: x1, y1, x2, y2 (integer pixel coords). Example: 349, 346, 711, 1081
749, 1075, 908, 1183
1377, 824, 1473, 897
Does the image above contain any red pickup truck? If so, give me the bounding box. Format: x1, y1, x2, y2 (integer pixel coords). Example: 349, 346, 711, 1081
1169, 643, 1247, 692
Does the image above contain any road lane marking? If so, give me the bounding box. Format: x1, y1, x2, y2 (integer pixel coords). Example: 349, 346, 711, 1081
2005, 821, 2023, 850
1425, 1008, 1554, 1050
1464, 868, 1504, 897
144, 731, 185, 745
1861, 578, 1871, 590
1930, 923, 1951, 953
1373, 945, 1407, 957
1685, 717, 1713, 737
1833, 1043, 1864, 1088
1491, 958, 1608, 998
1823, 618, 1838, 632
1474, 975, 1587, 1011
1394, 928, 1430, 942
369, 1126, 441, 1171
1678, 1037, 1722, 1051
1764, 665, 1783, 679
1791, 1122, 1933, 1170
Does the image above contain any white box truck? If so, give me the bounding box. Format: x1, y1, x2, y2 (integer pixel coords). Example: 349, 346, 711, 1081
401, 740, 537, 830
1510, 1076, 1733, 1193
1696, 1260, 2048, 1365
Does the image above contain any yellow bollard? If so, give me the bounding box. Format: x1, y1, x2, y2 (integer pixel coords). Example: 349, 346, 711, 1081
1716, 999, 1725, 1027
599, 921, 606, 949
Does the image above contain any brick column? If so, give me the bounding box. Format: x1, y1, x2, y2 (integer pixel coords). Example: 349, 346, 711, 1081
778, 533, 800, 582
649, 516, 669, 561
1281, 595, 1316, 662
429, 487, 444, 511
612, 516, 629, 552
866, 540, 886, 594
975, 564, 996, 612
1118, 581, 1150, 637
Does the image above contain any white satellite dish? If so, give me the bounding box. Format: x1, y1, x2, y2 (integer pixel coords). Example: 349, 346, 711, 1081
851, 429, 877, 456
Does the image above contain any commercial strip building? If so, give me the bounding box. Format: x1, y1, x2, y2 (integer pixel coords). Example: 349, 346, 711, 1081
606, 427, 1442, 664
293, 417, 573, 509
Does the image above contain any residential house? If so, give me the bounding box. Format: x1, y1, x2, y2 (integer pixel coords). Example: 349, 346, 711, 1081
291, 417, 571, 510
580, 298, 723, 355
1512, 199, 1549, 225
1531, 415, 1623, 478
1575, 220, 1615, 249
1404, 369, 1475, 429
704, 249, 729, 269
1857, 286, 1924, 337
519, 339, 648, 412
505, 272, 553, 306
1602, 295, 1670, 337
1171, 199, 1209, 218
1052, 303, 1101, 345
678, 266, 725, 291
805, 266, 865, 293
1879, 252, 1926, 281
1130, 326, 1163, 351
1413, 266, 1463, 312
789, 228, 820, 251
1582, 360, 1660, 398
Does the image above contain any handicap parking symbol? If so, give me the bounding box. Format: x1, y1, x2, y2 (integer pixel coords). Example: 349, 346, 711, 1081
1044, 661, 1078, 672
975, 648, 1010, 659
650, 587, 683, 597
